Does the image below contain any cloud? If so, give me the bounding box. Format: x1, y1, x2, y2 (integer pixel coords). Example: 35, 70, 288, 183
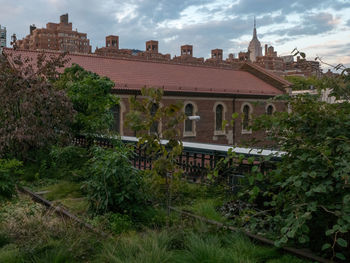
0, 0, 349, 60
264, 12, 338, 37
346, 19, 350, 27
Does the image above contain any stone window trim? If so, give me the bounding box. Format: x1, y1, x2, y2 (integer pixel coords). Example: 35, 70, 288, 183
241, 102, 253, 134
213, 102, 227, 136
183, 101, 198, 137
265, 103, 276, 115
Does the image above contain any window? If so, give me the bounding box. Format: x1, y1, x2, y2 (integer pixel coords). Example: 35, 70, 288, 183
150, 103, 159, 134
215, 104, 224, 131
185, 103, 194, 132
266, 104, 275, 115
110, 104, 120, 133
242, 104, 251, 132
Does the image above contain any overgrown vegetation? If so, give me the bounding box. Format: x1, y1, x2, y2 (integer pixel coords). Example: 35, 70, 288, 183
2, 49, 346, 262
55, 64, 119, 136
0, 159, 22, 200
0, 53, 74, 160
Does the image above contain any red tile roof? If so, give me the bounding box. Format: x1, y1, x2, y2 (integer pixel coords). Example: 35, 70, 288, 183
3, 48, 288, 96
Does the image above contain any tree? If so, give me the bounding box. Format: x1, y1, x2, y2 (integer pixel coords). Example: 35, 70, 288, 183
125, 87, 186, 217
54, 64, 119, 136
0, 52, 75, 159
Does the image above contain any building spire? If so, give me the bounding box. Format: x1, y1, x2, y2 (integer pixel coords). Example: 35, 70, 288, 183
253, 16, 257, 39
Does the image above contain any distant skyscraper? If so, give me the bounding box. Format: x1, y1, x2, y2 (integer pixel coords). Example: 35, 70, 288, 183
0, 25, 6, 52
248, 17, 262, 62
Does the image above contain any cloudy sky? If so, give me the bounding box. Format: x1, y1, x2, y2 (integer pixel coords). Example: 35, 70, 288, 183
1, 0, 350, 71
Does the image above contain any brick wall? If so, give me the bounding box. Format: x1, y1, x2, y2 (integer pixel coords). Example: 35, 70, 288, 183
117, 94, 286, 147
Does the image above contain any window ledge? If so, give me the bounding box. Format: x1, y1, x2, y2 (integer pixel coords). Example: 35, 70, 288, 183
241, 130, 252, 135
214, 131, 226, 136
183, 132, 196, 137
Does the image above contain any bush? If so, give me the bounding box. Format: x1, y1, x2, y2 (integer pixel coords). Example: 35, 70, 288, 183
89, 212, 134, 235
0, 159, 22, 200
246, 94, 350, 260
0, 53, 74, 160
85, 145, 146, 215
54, 64, 119, 135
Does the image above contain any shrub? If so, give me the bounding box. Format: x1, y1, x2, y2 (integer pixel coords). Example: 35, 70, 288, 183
0, 159, 23, 200
246, 94, 350, 260
0, 53, 74, 159
85, 145, 146, 215
89, 213, 134, 235
54, 64, 119, 135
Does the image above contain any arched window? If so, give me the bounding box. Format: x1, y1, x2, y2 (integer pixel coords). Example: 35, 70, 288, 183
150, 103, 159, 134
185, 103, 194, 132
110, 104, 120, 133
266, 104, 274, 115
215, 104, 224, 131
242, 104, 251, 131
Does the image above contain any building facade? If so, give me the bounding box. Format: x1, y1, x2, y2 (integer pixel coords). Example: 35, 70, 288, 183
0, 25, 6, 52
16, 14, 91, 54
3, 48, 291, 147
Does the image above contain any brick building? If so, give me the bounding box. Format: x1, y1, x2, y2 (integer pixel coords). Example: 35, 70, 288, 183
16, 14, 91, 54
281, 55, 322, 78
3, 48, 291, 146
255, 45, 285, 72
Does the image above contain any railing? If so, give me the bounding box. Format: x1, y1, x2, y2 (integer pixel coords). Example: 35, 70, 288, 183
73, 135, 283, 190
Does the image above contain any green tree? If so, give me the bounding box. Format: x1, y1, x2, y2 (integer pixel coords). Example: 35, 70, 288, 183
125, 87, 186, 216
55, 64, 119, 136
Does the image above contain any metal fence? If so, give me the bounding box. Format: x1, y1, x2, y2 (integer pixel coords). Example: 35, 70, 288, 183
73, 135, 283, 189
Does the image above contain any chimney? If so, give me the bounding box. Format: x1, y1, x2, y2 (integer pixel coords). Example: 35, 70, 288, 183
30, 24, 36, 35
106, 35, 119, 49
181, 45, 192, 56
60, 14, 69, 24
146, 40, 158, 53
211, 49, 223, 61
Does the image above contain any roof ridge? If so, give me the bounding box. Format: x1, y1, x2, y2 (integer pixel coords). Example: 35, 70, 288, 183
243, 62, 291, 86
2, 47, 245, 71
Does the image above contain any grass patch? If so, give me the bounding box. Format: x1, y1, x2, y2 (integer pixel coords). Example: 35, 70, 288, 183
42, 181, 83, 201
181, 198, 226, 223
59, 198, 89, 215
95, 223, 310, 263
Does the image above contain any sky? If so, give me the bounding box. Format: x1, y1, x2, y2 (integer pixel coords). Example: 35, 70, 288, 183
1, 0, 350, 71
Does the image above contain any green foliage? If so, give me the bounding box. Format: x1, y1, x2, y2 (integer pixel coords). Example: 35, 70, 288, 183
89, 212, 134, 235
0, 244, 24, 263
95, 226, 306, 263
43, 181, 83, 201
245, 94, 350, 260
0, 159, 23, 200
85, 145, 145, 215
30, 245, 77, 263
126, 87, 186, 218
285, 75, 324, 91
50, 145, 89, 170
126, 87, 185, 177
0, 195, 102, 262
55, 64, 119, 135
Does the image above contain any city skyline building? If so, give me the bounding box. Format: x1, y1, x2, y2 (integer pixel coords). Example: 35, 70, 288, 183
0, 25, 6, 52
15, 14, 91, 54
248, 17, 262, 62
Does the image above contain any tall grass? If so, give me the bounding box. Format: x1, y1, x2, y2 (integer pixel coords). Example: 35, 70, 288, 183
95, 223, 310, 263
